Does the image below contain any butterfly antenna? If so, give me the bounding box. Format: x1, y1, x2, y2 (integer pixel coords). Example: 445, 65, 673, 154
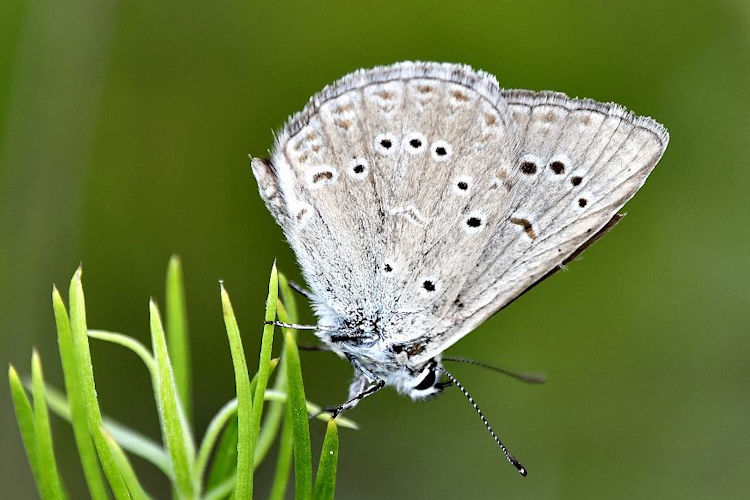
439, 367, 527, 477
442, 356, 545, 384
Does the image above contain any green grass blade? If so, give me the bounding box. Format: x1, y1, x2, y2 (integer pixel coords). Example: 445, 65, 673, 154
253, 273, 297, 468
69, 267, 130, 500
267, 410, 293, 500
254, 389, 284, 466
254, 391, 285, 467
99, 427, 154, 500
206, 416, 238, 490
9, 364, 42, 495
195, 358, 279, 481
166, 255, 191, 424
312, 420, 339, 500
87, 330, 157, 381
277, 272, 299, 326
220, 284, 253, 499
41, 381, 171, 477
53, 287, 110, 500
263, 273, 336, 500
255, 272, 297, 466
150, 300, 197, 499
195, 398, 238, 482
249, 262, 279, 467
31, 351, 67, 500
284, 329, 312, 500
103, 420, 171, 479
202, 476, 236, 500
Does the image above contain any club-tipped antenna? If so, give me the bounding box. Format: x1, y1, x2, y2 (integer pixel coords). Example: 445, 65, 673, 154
442, 356, 545, 384
439, 366, 527, 477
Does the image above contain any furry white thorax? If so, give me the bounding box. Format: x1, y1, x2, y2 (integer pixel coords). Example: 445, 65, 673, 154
312, 297, 443, 400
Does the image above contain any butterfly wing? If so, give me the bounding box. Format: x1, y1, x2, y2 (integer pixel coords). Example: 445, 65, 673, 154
252, 62, 522, 338
251, 62, 668, 366
410, 88, 668, 364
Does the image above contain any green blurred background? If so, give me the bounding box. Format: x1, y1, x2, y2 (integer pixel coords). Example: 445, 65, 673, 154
2, 0, 749, 498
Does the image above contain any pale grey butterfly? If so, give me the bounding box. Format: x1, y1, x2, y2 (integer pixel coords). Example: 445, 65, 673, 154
251, 61, 668, 476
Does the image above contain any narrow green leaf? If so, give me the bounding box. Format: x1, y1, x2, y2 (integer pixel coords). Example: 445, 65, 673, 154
150, 300, 197, 499
103, 421, 171, 480
277, 272, 299, 326
99, 427, 154, 500
195, 359, 279, 481
256, 272, 298, 466
31, 351, 67, 500
195, 398, 238, 482
249, 263, 279, 468
220, 284, 253, 500
267, 410, 294, 500
87, 329, 156, 381
202, 476, 236, 500
254, 392, 285, 466
284, 330, 312, 500
166, 255, 191, 424
53, 287, 110, 500
206, 416, 238, 490
9, 364, 42, 495
312, 420, 339, 500
41, 381, 171, 477
69, 267, 130, 499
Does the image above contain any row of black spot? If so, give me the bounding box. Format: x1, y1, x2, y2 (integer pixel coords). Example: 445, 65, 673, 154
378, 136, 449, 157
520, 158, 583, 187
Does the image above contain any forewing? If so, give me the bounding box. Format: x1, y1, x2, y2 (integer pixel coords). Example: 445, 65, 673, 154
411, 89, 668, 364
252, 62, 521, 334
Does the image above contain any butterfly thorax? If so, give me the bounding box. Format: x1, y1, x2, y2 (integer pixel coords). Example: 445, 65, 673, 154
314, 306, 445, 400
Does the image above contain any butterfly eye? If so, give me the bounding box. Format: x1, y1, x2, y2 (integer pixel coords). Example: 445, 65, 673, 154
414, 367, 437, 391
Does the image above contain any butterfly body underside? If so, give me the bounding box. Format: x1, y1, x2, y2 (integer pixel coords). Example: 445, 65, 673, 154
252, 61, 668, 401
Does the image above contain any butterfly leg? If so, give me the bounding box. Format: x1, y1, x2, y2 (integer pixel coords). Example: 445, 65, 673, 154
264, 320, 322, 331
289, 280, 314, 299
296, 344, 329, 352
312, 378, 385, 420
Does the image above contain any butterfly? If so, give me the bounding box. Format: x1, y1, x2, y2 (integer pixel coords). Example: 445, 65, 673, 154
251, 61, 668, 475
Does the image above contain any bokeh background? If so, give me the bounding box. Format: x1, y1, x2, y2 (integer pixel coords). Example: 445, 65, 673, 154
2, 0, 749, 498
